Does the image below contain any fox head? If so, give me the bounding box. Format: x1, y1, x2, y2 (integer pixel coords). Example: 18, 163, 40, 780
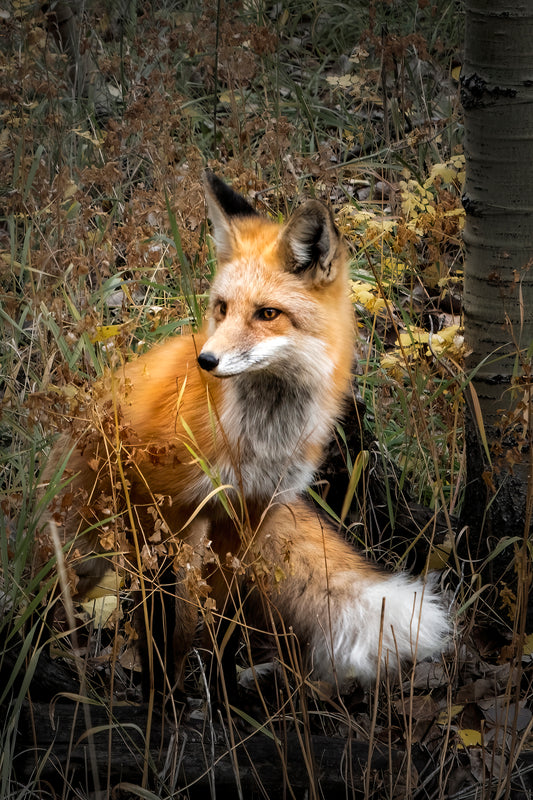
198, 171, 352, 382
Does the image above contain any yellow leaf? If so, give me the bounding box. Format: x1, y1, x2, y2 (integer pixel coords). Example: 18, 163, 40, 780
63, 180, 78, 201
523, 632, 533, 656
380, 352, 405, 380
435, 324, 460, 345
81, 594, 120, 628
425, 324, 465, 358
351, 282, 375, 304
359, 291, 375, 306
72, 127, 104, 146
426, 534, 453, 571
437, 704, 464, 725
47, 383, 79, 398
90, 324, 123, 343
381, 354, 400, 370
84, 569, 122, 599
398, 330, 429, 348
451, 65, 462, 81
351, 279, 374, 293
326, 74, 364, 92
368, 296, 387, 314
351, 281, 388, 316
426, 163, 457, 186
457, 729, 483, 748
381, 256, 409, 278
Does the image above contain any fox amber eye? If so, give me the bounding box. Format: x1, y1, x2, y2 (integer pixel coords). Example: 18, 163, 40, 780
257, 307, 281, 321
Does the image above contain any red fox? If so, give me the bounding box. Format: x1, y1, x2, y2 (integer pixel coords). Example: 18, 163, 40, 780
43, 172, 448, 694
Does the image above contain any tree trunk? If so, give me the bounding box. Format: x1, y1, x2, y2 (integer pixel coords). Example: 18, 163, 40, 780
45, 0, 131, 119
14, 699, 402, 798
461, 1, 533, 619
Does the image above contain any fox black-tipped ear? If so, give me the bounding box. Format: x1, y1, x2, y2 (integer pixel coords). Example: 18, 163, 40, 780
281, 200, 341, 284
203, 171, 258, 260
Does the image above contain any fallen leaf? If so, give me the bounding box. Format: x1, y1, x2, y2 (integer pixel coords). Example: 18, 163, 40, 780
437, 704, 464, 725
90, 324, 125, 343
83, 569, 121, 599
426, 535, 453, 570
405, 661, 448, 690
523, 632, 533, 657
457, 729, 483, 748
394, 694, 438, 721
81, 594, 120, 628
479, 697, 532, 732
456, 679, 494, 704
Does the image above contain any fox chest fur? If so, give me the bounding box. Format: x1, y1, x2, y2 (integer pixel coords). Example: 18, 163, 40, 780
225, 372, 319, 499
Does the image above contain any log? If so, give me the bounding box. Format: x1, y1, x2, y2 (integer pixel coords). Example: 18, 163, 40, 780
14, 699, 400, 797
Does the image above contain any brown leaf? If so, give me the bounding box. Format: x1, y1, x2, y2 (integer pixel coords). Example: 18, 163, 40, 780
140, 543, 158, 571
394, 693, 438, 721
403, 661, 448, 690
456, 679, 494, 704
479, 697, 533, 732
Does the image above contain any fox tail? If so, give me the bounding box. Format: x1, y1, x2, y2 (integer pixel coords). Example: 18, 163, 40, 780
312, 571, 450, 688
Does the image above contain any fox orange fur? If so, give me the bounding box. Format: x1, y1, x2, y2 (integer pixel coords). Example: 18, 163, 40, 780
43, 173, 448, 694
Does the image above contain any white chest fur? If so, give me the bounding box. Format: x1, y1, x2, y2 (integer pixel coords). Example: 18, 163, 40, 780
216, 373, 331, 502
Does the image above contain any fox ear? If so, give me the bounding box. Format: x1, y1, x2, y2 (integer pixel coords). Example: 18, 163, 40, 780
203, 171, 258, 260
281, 200, 341, 284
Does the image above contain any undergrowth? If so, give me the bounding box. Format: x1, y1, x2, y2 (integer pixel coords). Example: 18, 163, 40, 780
1, 1, 531, 798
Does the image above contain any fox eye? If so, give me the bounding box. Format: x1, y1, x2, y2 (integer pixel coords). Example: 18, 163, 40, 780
257, 307, 281, 321
216, 300, 227, 317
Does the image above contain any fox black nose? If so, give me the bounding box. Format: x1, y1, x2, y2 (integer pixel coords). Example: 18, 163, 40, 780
198, 351, 219, 372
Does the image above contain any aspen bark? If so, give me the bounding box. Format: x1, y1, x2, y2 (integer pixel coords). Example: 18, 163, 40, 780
461, 1, 533, 610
